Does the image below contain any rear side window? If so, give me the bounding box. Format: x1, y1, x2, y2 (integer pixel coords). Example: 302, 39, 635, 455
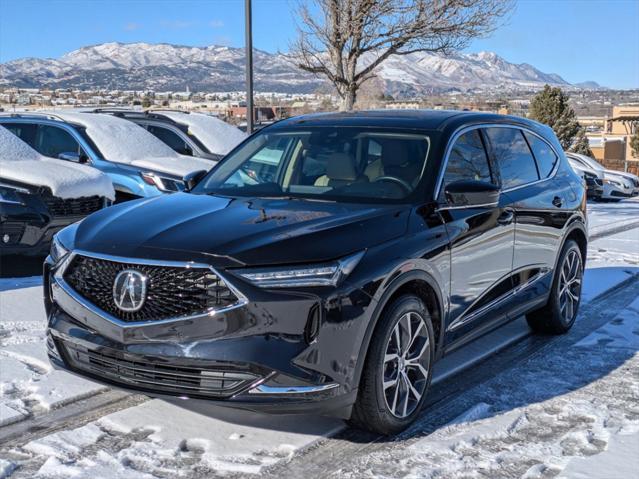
484, 127, 539, 189
440, 129, 492, 199
35, 125, 82, 158
148, 125, 191, 155
524, 132, 558, 178
1, 123, 38, 146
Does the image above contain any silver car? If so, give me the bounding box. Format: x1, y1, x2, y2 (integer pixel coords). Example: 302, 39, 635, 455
566, 152, 636, 201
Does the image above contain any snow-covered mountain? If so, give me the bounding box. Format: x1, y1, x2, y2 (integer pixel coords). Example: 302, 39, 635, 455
0, 42, 598, 95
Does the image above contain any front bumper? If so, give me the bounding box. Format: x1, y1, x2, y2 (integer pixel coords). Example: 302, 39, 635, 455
44, 255, 369, 417
1, 203, 79, 256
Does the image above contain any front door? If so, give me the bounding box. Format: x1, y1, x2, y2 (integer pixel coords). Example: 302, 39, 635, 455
437, 128, 515, 347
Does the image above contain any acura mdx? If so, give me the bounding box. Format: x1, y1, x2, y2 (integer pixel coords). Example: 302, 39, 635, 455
45, 111, 587, 435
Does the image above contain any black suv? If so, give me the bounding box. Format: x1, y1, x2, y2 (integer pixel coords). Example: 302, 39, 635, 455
45, 111, 587, 435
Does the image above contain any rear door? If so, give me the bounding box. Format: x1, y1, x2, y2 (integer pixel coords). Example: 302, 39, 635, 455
483, 127, 569, 317
439, 128, 515, 346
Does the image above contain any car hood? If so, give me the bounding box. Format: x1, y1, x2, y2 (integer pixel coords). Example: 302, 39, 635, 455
130, 155, 212, 178
74, 193, 411, 267
605, 169, 639, 184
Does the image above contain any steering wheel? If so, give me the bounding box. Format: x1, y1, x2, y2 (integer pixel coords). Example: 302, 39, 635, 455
374, 176, 412, 194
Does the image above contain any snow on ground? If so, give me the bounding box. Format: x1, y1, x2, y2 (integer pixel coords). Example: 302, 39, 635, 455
0, 126, 115, 200
0, 199, 637, 478
11, 400, 343, 478
587, 197, 639, 235
0, 279, 106, 426
328, 288, 639, 479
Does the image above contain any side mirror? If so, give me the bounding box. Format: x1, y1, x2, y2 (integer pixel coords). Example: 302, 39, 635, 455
183, 169, 208, 192
444, 180, 500, 208
182, 146, 194, 156
58, 152, 80, 162
58, 152, 89, 164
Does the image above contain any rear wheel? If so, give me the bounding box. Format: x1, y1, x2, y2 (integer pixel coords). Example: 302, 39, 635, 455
526, 240, 583, 334
350, 295, 435, 435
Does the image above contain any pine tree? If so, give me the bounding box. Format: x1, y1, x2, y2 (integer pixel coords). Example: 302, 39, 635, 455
529, 85, 581, 151
572, 128, 593, 156
630, 128, 639, 159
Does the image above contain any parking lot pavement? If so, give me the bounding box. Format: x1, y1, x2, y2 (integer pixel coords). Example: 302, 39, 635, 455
1, 203, 638, 477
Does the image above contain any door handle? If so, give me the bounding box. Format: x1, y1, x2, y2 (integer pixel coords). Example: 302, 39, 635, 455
552, 196, 563, 208
497, 208, 514, 225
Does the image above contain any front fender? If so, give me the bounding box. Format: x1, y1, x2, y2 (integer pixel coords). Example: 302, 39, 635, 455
350, 265, 446, 390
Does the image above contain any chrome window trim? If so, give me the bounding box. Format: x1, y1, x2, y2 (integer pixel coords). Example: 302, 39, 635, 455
436, 201, 499, 211
434, 123, 562, 201
53, 250, 248, 328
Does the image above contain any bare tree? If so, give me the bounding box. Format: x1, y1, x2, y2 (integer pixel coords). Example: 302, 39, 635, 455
292, 0, 513, 111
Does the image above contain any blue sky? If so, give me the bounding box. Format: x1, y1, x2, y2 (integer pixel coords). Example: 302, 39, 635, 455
0, 0, 637, 88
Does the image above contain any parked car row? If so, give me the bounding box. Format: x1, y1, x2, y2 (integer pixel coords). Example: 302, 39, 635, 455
0, 110, 246, 255
566, 152, 639, 201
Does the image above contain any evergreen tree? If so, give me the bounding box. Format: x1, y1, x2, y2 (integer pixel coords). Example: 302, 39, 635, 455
572, 128, 593, 156
630, 128, 639, 159
529, 85, 581, 151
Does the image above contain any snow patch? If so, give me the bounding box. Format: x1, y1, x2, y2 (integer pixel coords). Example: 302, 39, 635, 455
152, 111, 247, 155
36, 111, 211, 177
0, 126, 115, 200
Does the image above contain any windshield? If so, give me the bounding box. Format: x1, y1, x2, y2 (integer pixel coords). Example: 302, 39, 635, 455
193, 127, 430, 202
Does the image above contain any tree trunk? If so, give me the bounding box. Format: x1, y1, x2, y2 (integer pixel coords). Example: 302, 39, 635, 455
340, 87, 357, 111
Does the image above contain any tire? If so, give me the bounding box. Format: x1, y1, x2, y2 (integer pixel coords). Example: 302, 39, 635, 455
349, 295, 435, 435
526, 239, 583, 334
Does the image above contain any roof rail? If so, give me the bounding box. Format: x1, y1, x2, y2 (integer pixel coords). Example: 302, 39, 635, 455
0, 111, 67, 122
90, 107, 140, 113
146, 108, 191, 115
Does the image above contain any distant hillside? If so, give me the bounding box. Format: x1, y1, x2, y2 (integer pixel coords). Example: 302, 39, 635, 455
0, 42, 602, 95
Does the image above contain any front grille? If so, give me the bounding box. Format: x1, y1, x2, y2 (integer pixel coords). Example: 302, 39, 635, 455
610, 190, 628, 197
61, 341, 258, 398
593, 178, 603, 186
64, 255, 239, 322
43, 195, 103, 217
0, 221, 25, 244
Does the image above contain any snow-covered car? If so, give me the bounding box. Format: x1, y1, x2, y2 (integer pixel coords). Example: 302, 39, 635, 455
0, 112, 213, 202
89, 109, 247, 161
0, 126, 114, 255
566, 152, 635, 201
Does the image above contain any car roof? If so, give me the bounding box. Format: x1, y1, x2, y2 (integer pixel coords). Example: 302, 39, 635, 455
271, 109, 547, 133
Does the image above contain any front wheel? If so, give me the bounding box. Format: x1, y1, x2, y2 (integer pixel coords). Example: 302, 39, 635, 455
526, 240, 583, 334
349, 295, 435, 435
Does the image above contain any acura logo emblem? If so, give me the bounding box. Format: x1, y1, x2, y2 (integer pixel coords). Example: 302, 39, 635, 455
113, 270, 147, 312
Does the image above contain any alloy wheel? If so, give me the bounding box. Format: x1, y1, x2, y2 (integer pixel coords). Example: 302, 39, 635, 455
382, 311, 430, 418
558, 249, 582, 324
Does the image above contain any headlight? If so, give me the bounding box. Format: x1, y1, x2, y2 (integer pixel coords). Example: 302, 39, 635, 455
236, 251, 365, 288
50, 235, 70, 264
140, 172, 184, 193
0, 183, 28, 205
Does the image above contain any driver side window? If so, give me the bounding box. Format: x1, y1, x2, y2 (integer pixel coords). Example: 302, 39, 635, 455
35, 125, 84, 159
440, 129, 492, 201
